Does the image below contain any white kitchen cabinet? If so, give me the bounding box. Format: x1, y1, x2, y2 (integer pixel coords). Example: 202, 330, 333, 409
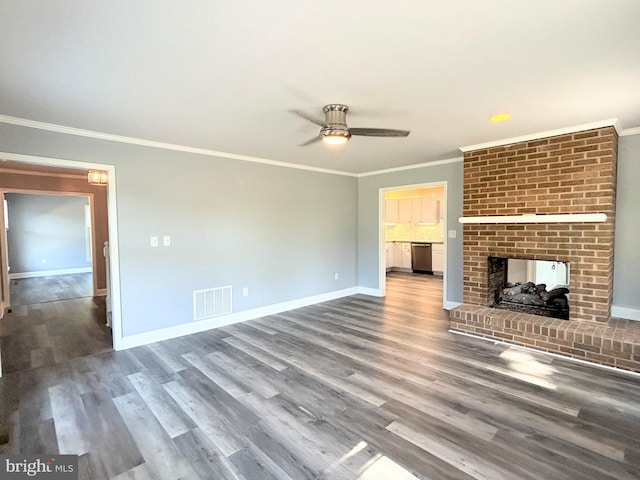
393, 242, 412, 270
385, 242, 394, 269
411, 198, 422, 224
398, 198, 422, 224
392, 242, 402, 269
402, 242, 412, 269
420, 197, 438, 224
432, 243, 444, 274
398, 199, 412, 223
385, 199, 399, 225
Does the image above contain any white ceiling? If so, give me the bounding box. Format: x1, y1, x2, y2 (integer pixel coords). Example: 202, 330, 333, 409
1, 1, 639, 174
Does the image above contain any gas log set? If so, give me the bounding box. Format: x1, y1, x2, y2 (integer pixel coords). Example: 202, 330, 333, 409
495, 282, 570, 320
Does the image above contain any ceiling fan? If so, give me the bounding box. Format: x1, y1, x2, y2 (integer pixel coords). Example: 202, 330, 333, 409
292, 104, 410, 146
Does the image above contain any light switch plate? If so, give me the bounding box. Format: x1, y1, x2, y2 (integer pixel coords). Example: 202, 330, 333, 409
448, 230, 457, 238
163, 235, 171, 247
150, 236, 159, 247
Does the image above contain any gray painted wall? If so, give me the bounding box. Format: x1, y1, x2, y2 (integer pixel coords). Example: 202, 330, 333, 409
115, 154, 357, 336
6, 193, 90, 274
357, 160, 464, 304
0, 122, 637, 339
0, 123, 358, 336
613, 133, 640, 309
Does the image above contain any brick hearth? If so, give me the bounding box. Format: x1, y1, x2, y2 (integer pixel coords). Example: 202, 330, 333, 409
450, 305, 640, 372
449, 125, 640, 373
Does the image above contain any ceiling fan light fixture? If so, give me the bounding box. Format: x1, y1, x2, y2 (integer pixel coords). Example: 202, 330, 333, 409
321, 128, 351, 145
293, 103, 410, 147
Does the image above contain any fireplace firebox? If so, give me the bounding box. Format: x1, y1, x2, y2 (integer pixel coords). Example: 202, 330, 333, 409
488, 257, 570, 320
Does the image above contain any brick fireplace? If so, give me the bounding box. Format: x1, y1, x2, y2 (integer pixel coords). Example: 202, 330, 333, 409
450, 126, 640, 373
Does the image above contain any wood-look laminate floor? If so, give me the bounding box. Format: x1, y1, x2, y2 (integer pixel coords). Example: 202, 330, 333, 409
9, 272, 94, 306
1, 272, 639, 479
1, 273, 112, 374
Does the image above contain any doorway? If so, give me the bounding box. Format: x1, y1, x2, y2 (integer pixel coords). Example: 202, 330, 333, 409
378, 181, 448, 308
5, 192, 95, 306
0, 153, 122, 358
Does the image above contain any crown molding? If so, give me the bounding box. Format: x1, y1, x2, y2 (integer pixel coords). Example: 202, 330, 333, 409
0, 114, 357, 177
2, 114, 633, 177
459, 119, 621, 153
357, 157, 463, 178
620, 126, 640, 137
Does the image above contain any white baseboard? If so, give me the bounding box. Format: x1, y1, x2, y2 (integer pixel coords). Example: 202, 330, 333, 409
444, 301, 463, 310
118, 287, 361, 350
611, 304, 640, 321
358, 286, 383, 297
9, 267, 92, 279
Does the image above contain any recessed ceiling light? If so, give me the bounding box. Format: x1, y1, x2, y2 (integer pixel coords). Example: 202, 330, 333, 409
490, 114, 511, 122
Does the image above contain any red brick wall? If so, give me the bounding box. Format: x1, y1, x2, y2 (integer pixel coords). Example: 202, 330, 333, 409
462, 126, 618, 323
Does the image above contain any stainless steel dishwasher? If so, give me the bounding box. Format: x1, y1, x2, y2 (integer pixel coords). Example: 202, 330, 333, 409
411, 243, 433, 274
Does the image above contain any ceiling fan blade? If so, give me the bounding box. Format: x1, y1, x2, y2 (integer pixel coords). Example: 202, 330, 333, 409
290, 109, 325, 127
349, 128, 410, 137
299, 136, 322, 146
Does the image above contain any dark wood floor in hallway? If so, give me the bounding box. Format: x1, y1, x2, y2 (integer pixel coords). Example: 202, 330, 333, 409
1, 273, 112, 374
9, 272, 94, 306
1, 272, 639, 479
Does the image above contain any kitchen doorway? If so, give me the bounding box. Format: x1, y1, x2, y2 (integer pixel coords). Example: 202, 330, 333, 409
378, 182, 448, 308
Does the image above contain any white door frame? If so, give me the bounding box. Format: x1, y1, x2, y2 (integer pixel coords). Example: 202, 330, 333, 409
0, 152, 123, 350
378, 181, 448, 309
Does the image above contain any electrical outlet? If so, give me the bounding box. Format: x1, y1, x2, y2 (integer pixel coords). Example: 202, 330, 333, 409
242, 287, 249, 297
41, 258, 47, 264
448, 230, 457, 238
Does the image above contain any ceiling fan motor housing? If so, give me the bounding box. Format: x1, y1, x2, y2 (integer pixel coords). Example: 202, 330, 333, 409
321, 104, 351, 141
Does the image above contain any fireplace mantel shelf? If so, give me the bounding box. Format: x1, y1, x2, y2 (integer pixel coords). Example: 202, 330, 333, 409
458, 213, 607, 224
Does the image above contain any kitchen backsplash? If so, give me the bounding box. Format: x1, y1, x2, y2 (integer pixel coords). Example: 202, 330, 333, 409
385, 223, 444, 242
